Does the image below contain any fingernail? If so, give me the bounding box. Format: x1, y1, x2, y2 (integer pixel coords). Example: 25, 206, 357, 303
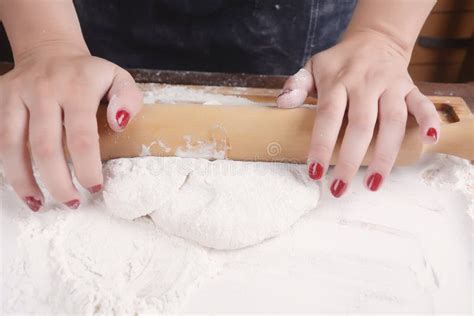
88, 184, 102, 194
330, 179, 347, 198
116, 110, 130, 129
367, 173, 383, 192
426, 127, 437, 141
24, 196, 42, 212
64, 199, 80, 209
278, 88, 292, 98
308, 161, 324, 180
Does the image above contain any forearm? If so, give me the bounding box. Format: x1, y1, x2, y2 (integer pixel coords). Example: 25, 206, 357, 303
344, 0, 436, 59
0, 0, 88, 61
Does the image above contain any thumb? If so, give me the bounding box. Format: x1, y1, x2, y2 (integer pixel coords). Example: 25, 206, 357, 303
106, 67, 143, 132
276, 61, 316, 109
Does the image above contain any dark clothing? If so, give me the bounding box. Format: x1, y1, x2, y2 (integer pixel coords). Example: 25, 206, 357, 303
0, 0, 356, 75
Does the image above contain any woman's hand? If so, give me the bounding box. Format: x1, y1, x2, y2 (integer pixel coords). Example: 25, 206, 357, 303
277, 33, 440, 197
0, 43, 143, 211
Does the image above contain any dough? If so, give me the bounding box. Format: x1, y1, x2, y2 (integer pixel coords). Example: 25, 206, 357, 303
103, 157, 320, 250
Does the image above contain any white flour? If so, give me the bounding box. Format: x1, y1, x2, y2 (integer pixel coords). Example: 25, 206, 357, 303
421, 155, 474, 218
1, 153, 472, 314
103, 157, 320, 249
142, 84, 258, 106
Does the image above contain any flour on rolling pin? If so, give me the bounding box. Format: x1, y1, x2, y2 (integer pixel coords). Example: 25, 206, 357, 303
141, 84, 259, 106
138, 84, 242, 159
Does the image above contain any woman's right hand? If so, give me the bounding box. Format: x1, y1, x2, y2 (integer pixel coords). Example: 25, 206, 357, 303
0, 43, 143, 211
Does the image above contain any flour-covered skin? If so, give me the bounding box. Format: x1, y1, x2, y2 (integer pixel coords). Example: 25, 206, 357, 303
103, 157, 320, 249
278, 0, 440, 197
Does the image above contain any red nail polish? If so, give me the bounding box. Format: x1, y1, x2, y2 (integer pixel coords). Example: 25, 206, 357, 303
330, 179, 347, 198
278, 88, 292, 98
367, 173, 383, 192
24, 196, 42, 212
88, 184, 102, 194
426, 128, 437, 141
64, 199, 80, 209
116, 110, 130, 129
308, 162, 324, 180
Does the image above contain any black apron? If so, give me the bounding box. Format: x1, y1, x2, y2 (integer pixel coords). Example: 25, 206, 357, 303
0, 0, 356, 75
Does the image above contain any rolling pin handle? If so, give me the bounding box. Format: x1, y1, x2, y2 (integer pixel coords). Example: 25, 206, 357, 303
428, 117, 474, 162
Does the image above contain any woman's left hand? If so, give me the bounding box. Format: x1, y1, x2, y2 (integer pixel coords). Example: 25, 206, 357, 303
277, 32, 440, 197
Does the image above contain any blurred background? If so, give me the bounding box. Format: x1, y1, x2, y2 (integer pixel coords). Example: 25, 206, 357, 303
409, 0, 473, 82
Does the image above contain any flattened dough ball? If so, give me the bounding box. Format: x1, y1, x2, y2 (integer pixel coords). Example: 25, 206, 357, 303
103, 157, 320, 250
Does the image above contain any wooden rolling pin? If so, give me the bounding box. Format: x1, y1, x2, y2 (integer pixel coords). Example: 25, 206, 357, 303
97, 84, 474, 165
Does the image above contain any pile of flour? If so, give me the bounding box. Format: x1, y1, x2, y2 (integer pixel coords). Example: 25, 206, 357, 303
421, 155, 474, 219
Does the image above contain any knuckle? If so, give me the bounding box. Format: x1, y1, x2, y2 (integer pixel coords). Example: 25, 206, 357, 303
317, 104, 342, 121
338, 159, 359, 174
33, 80, 52, 97
384, 108, 407, 126
68, 130, 98, 153
348, 113, 375, 133
309, 142, 332, 161
373, 152, 396, 168
33, 140, 57, 159
7, 77, 22, 92
417, 113, 438, 126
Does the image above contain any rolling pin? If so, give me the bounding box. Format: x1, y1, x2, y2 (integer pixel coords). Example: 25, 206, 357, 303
96, 86, 474, 165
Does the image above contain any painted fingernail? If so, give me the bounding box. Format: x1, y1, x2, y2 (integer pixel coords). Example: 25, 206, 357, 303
367, 173, 383, 192
116, 110, 130, 129
64, 199, 80, 209
88, 184, 102, 194
426, 127, 437, 141
308, 161, 324, 180
24, 196, 42, 212
330, 179, 347, 198
278, 88, 292, 98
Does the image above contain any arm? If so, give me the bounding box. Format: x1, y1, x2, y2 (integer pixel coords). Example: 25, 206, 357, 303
278, 0, 440, 197
343, 0, 436, 60
0, 0, 143, 211
0, 0, 89, 60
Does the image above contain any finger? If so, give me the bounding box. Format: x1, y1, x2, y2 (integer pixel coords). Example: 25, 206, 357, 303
28, 99, 81, 208
365, 90, 407, 192
277, 61, 316, 108
106, 67, 143, 132
330, 90, 378, 198
63, 96, 103, 194
0, 97, 44, 211
307, 83, 347, 181
406, 87, 440, 144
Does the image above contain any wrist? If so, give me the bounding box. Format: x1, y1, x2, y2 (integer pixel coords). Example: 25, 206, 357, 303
340, 29, 413, 65
346, 26, 414, 58
14, 39, 90, 64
